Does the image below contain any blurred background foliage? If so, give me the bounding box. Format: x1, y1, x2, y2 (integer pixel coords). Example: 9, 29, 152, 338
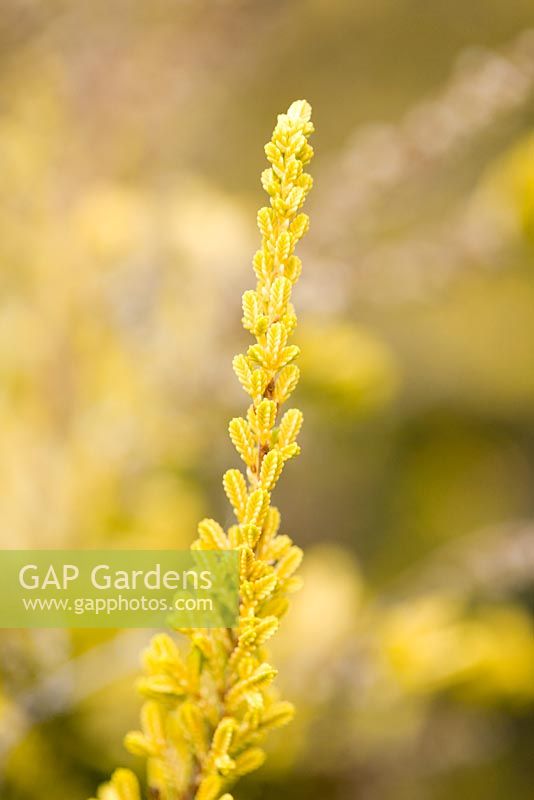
1, 1, 534, 798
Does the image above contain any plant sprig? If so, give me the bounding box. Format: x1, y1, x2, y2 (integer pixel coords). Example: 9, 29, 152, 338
90, 98, 314, 800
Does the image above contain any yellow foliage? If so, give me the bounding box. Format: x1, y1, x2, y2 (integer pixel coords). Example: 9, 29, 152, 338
92, 99, 314, 799
380, 595, 534, 701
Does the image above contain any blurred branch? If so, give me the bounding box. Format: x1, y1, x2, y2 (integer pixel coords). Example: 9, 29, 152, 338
340, 200, 512, 304
297, 29, 534, 310
312, 28, 534, 246
390, 518, 534, 600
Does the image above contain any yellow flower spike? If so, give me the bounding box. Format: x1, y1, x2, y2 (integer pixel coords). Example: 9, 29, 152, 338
91, 99, 313, 800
